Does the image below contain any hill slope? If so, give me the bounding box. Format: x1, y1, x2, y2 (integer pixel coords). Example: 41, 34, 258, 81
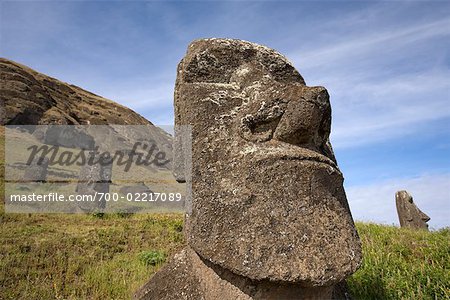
0, 58, 151, 126
0, 59, 180, 212
0, 57, 173, 168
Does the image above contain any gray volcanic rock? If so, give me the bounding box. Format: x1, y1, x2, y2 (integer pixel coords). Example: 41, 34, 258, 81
134, 247, 334, 300
174, 38, 362, 286
396, 190, 430, 230
43, 126, 95, 149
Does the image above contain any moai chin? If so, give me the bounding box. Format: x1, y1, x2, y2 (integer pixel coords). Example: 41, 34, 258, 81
396, 190, 430, 230
136, 38, 362, 300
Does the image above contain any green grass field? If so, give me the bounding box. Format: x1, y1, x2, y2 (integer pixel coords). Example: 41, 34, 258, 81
1, 212, 448, 300
0, 212, 184, 299
1, 128, 449, 299
348, 223, 449, 299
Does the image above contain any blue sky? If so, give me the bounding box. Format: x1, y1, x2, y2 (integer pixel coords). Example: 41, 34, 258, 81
1, 1, 449, 228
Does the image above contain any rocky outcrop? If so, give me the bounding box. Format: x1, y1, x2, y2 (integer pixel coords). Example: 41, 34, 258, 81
136, 38, 362, 299
0, 58, 151, 126
0, 58, 174, 165
396, 190, 430, 230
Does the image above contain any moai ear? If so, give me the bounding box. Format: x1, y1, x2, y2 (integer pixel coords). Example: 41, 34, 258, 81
173, 125, 189, 183
173, 59, 188, 183
405, 194, 415, 221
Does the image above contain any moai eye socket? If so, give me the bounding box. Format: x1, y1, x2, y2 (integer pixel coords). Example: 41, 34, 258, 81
240, 98, 288, 143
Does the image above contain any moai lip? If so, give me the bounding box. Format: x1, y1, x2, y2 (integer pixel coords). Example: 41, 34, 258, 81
175, 38, 362, 286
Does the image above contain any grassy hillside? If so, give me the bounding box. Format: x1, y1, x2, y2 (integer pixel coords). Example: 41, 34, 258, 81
1, 214, 448, 299
0, 213, 183, 299
1, 127, 449, 299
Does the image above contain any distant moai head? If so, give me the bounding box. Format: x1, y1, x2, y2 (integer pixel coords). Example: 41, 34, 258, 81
396, 190, 430, 230
174, 39, 362, 286
23, 156, 49, 182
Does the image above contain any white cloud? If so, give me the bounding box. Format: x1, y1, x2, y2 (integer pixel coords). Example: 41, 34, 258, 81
291, 18, 450, 70
346, 173, 450, 230
104, 83, 174, 110
286, 16, 450, 149
3, 1, 448, 149
329, 70, 450, 148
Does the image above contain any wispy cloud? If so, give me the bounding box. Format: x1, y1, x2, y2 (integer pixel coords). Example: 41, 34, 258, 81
346, 173, 450, 229
285, 13, 450, 149
291, 18, 450, 70
103, 81, 175, 125
329, 69, 450, 148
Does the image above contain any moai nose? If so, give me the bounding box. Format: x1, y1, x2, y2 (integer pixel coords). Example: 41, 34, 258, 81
273, 86, 331, 149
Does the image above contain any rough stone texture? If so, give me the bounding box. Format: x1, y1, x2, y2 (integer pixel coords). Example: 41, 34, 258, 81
134, 247, 333, 300
41, 126, 95, 149
23, 156, 49, 182
396, 190, 430, 230
0, 58, 151, 126
175, 38, 362, 285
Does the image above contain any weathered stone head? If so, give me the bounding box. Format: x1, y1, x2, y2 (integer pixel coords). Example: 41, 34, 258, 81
174, 38, 362, 286
396, 190, 430, 230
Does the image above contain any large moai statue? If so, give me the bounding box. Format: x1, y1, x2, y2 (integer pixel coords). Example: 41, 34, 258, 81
136, 39, 362, 300
396, 190, 430, 230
